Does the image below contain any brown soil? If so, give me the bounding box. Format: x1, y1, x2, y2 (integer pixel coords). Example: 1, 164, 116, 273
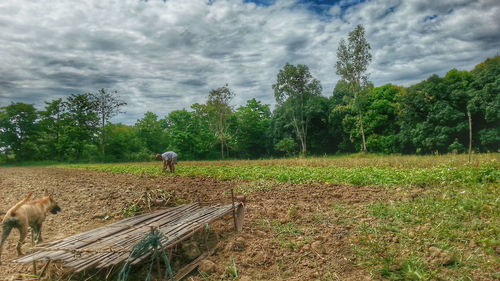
0, 167, 388, 280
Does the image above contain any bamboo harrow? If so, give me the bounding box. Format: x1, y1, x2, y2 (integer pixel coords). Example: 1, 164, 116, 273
14, 202, 245, 274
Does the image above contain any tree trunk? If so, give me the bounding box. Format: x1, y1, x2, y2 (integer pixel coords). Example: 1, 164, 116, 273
101, 116, 105, 159
301, 138, 307, 156
467, 111, 472, 163
221, 141, 224, 159
360, 114, 367, 152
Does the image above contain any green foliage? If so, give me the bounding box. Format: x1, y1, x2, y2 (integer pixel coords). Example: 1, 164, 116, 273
135, 112, 167, 154
273, 63, 323, 155
336, 24, 373, 152
336, 24, 372, 88
122, 204, 142, 217
90, 88, 127, 157
206, 85, 235, 159
274, 137, 297, 156
60, 156, 499, 188
0, 102, 39, 161
165, 109, 215, 160
231, 98, 272, 158
63, 93, 99, 161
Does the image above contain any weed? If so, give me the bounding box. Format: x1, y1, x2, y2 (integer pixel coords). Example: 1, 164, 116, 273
287, 206, 299, 221
378, 255, 434, 280
224, 258, 238, 279
122, 204, 141, 217
234, 180, 278, 194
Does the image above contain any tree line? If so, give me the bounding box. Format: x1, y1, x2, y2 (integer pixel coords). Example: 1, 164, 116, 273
1, 26, 499, 162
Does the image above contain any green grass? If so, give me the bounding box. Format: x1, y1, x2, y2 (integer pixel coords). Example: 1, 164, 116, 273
355, 183, 499, 280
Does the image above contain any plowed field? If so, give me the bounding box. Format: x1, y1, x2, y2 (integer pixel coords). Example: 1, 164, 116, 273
0, 167, 390, 280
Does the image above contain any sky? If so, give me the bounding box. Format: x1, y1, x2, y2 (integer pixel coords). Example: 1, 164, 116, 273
1, 0, 499, 124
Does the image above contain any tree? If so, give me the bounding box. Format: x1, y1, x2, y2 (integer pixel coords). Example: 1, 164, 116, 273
336, 24, 372, 152
231, 98, 272, 158
272, 63, 322, 155
135, 112, 167, 154
206, 85, 234, 159
274, 137, 297, 157
398, 73, 470, 154
329, 80, 356, 152
103, 123, 144, 162
165, 109, 216, 160
0, 103, 39, 161
468, 56, 500, 152
38, 98, 66, 160
63, 93, 99, 161
90, 89, 127, 158
363, 84, 402, 153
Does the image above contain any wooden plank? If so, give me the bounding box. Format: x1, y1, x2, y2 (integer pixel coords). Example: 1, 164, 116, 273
173, 248, 216, 281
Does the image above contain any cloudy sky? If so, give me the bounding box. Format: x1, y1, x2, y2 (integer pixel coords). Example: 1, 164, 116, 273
1, 0, 499, 124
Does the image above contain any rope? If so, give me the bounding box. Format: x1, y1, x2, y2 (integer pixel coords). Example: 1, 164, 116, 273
118, 229, 174, 281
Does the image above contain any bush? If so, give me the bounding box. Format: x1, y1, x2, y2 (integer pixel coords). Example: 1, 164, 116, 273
275, 137, 297, 156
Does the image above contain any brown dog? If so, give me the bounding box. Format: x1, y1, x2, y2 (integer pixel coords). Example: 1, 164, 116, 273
0, 191, 61, 265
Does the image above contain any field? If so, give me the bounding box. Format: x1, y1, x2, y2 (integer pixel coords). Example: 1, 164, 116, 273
0, 154, 498, 280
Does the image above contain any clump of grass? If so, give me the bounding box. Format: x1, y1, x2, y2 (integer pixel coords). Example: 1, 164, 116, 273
378, 255, 435, 280
122, 204, 141, 217
224, 258, 238, 279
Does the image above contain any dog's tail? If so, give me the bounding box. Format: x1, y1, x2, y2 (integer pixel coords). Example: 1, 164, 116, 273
10, 192, 32, 216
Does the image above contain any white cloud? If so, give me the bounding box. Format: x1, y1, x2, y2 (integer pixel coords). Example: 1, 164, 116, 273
0, 0, 499, 124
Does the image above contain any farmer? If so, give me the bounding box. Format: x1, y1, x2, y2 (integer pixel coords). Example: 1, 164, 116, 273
156, 151, 178, 173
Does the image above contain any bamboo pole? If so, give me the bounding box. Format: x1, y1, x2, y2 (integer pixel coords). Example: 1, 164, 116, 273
231, 189, 237, 231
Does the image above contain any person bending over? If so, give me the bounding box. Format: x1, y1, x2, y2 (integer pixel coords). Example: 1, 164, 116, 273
156, 151, 178, 173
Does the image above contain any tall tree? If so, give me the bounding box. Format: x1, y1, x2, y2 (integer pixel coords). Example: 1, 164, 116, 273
272, 63, 322, 155
206, 85, 234, 159
38, 98, 66, 160
90, 89, 127, 158
336, 24, 372, 152
231, 98, 272, 158
63, 93, 99, 161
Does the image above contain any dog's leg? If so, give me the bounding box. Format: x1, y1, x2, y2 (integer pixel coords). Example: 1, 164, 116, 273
16, 226, 28, 256
33, 223, 43, 243
0, 223, 14, 265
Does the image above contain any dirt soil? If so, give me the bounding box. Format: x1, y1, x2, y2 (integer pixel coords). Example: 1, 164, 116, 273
0, 167, 391, 280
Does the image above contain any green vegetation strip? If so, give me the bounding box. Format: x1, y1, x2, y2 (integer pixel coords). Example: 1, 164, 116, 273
58, 160, 498, 187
